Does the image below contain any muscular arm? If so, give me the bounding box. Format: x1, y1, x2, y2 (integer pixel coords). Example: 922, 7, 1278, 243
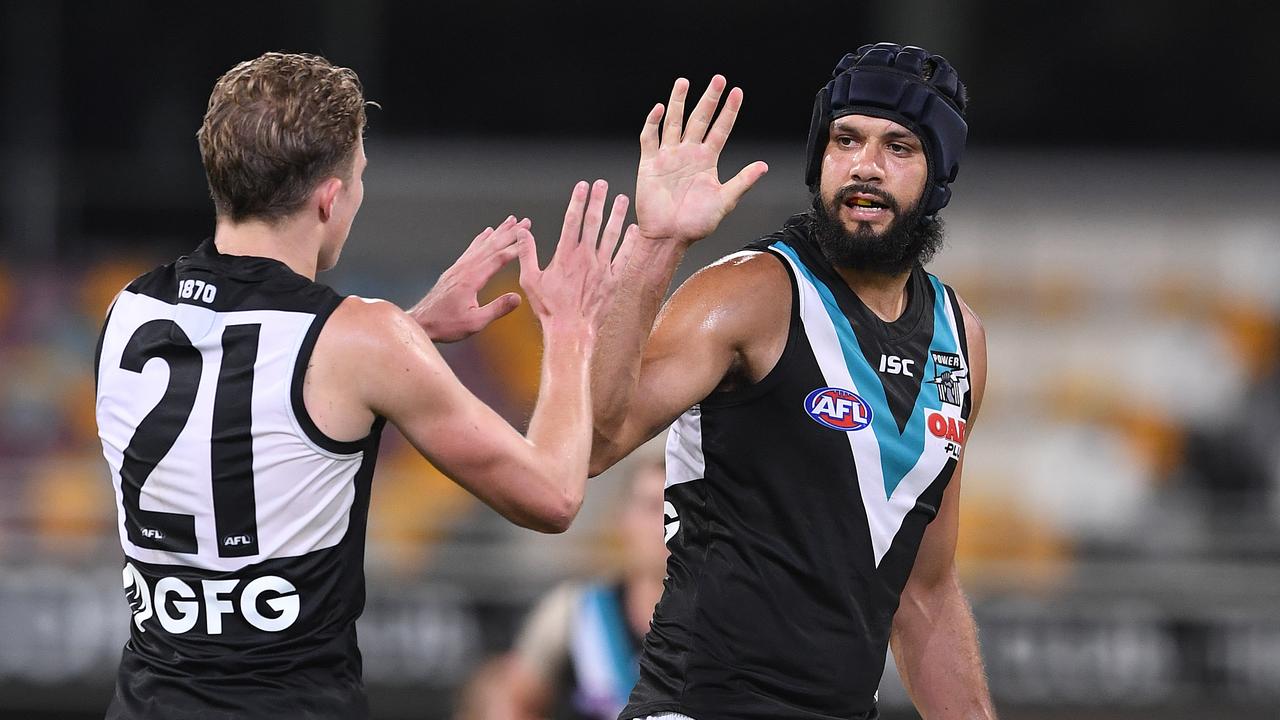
590, 252, 790, 474
589, 235, 687, 467
889, 298, 997, 719
591, 75, 767, 473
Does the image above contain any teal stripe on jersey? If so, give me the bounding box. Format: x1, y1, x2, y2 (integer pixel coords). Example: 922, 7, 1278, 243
773, 242, 959, 498
586, 584, 638, 703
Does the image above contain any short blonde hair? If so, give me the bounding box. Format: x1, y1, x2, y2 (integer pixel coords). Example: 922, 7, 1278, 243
197, 52, 367, 223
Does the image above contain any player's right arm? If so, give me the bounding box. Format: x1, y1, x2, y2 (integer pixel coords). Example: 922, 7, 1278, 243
310, 181, 626, 533
590, 75, 768, 473
590, 250, 789, 474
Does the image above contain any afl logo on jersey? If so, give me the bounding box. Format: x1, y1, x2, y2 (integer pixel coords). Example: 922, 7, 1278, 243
804, 387, 873, 431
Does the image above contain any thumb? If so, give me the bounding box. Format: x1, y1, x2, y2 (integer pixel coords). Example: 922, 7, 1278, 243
476, 292, 522, 325
722, 160, 769, 210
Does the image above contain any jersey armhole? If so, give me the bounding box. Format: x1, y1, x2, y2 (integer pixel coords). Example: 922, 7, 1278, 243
94, 293, 121, 394
943, 284, 973, 419
701, 248, 803, 408
289, 294, 375, 455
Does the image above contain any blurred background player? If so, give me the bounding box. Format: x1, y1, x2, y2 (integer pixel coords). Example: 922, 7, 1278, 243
93, 52, 634, 719
455, 453, 668, 720
590, 44, 995, 719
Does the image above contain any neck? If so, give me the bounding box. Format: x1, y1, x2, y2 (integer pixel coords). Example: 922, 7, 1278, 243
623, 571, 666, 638
834, 265, 912, 322
213, 214, 323, 280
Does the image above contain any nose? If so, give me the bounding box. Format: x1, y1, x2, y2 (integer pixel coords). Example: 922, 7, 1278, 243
848, 142, 885, 184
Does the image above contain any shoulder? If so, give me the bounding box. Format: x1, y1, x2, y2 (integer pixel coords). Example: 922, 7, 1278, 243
651, 250, 794, 383
325, 295, 423, 350
314, 296, 442, 386
950, 289, 986, 359
664, 250, 792, 326
685, 249, 791, 290
946, 287, 988, 420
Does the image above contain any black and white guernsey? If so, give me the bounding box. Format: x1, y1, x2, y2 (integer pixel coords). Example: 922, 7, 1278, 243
623, 214, 972, 720
95, 240, 385, 719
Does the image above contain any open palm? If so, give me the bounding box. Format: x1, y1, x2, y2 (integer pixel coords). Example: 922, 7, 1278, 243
636, 75, 769, 245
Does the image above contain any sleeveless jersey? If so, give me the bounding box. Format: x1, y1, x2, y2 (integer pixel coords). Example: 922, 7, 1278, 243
622, 214, 972, 720
94, 239, 385, 719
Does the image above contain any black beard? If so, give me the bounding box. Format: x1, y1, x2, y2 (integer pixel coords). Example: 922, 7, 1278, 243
807, 184, 944, 275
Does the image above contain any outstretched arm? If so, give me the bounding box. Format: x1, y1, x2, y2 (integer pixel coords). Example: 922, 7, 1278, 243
591, 75, 768, 473
889, 301, 997, 719
314, 182, 627, 532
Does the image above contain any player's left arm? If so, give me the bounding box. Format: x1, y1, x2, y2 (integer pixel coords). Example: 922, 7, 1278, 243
889, 295, 997, 719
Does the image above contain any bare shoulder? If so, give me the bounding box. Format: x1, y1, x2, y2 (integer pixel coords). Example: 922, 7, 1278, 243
655, 250, 792, 385
323, 295, 424, 357
307, 296, 442, 440
319, 294, 451, 388
688, 249, 791, 291
950, 289, 988, 422
953, 291, 986, 351
664, 250, 791, 331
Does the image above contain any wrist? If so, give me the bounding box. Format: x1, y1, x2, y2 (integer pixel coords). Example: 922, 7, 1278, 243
409, 301, 459, 343
631, 233, 692, 271
636, 229, 696, 250
541, 318, 597, 352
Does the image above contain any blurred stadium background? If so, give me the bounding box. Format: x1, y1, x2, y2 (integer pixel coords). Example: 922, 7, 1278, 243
2, 1, 1279, 718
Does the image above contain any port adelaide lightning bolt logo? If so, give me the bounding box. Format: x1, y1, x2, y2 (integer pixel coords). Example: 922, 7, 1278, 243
925, 351, 968, 406
122, 562, 154, 633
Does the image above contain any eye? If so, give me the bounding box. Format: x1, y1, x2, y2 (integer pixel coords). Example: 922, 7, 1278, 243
887, 142, 910, 154
835, 135, 855, 148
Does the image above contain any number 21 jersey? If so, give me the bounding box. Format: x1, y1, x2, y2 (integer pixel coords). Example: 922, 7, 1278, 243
95, 239, 385, 719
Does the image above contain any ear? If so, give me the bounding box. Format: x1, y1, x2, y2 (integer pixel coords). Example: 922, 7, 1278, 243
315, 177, 344, 222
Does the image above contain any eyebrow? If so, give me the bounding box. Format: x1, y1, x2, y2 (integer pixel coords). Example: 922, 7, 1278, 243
832, 121, 921, 145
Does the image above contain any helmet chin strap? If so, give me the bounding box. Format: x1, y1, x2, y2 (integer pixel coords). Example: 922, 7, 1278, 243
804, 43, 968, 216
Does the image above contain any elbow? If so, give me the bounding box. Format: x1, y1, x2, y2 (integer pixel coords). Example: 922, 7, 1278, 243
526, 486, 584, 534
588, 454, 612, 479
588, 431, 625, 478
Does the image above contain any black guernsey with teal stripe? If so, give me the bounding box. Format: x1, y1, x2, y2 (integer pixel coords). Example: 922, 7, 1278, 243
621, 214, 972, 720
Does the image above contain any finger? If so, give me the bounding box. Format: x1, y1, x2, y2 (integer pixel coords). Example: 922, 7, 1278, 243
476, 292, 522, 325
580, 179, 608, 252
704, 86, 744, 155
609, 223, 641, 278
480, 216, 521, 252
683, 75, 727, 145
480, 241, 523, 276
721, 160, 770, 210
599, 194, 629, 264
515, 228, 541, 288
556, 180, 590, 259
661, 77, 690, 147
640, 102, 663, 159
462, 226, 494, 259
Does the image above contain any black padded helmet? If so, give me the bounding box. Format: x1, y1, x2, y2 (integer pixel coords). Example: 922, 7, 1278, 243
804, 43, 968, 215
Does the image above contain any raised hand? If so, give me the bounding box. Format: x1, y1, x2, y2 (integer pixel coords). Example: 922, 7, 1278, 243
636, 75, 769, 246
518, 180, 635, 337
409, 215, 528, 342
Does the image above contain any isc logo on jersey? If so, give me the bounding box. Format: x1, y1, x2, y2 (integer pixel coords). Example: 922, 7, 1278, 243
804, 387, 873, 431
